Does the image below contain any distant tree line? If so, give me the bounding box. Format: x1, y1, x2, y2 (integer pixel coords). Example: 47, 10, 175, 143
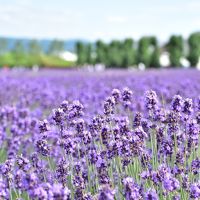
1, 32, 200, 68
0, 39, 73, 67
75, 32, 200, 68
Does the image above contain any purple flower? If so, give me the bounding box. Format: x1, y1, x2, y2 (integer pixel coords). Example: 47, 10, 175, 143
49, 183, 71, 200
36, 139, 50, 156
60, 100, 69, 113
133, 112, 142, 127
196, 112, 200, 124
56, 158, 69, 185
31, 186, 48, 200
52, 108, 64, 125
191, 158, 200, 175
16, 155, 30, 172
197, 96, 200, 111
163, 175, 180, 192
103, 96, 115, 115
140, 171, 150, 180
0, 159, 14, 177
68, 100, 84, 119
145, 188, 159, 200
190, 181, 200, 199
0, 177, 9, 199
22, 173, 38, 190
171, 95, 183, 112
133, 126, 148, 142
145, 90, 158, 111
111, 88, 121, 104
122, 87, 133, 102
182, 98, 193, 115
123, 177, 143, 200
39, 119, 50, 133
98, 185, 115, 200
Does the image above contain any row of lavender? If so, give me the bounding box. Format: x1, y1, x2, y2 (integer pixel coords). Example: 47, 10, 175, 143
0, 69, 199, 199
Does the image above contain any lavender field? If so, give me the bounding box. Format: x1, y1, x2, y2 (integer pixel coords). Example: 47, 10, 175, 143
0, 69, 200, 200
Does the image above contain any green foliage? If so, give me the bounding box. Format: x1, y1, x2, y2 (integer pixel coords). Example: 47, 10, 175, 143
1, 32, 200, 69
187, 32, 200, 67
121, 38, 136, 68
0, 38, 73, 68
0, 38, 8, 54
150, 47, 160, 68
76, 41, 88, 65
169, 48, 182, 67
48, 40, 64, 55
40, 54, 74, 67
0, 52, 73, 68
85, 43, 93, 64
167, 35, 184, 67
137, 37, 153, 67
0, 52, 16, 66
28, 40, 41, 55
107, 40, 123, 67
149, 37, 160, 68
95, 40, 108, 64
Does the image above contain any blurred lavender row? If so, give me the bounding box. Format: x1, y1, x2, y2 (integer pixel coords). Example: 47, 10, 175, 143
0, 69, 199, 199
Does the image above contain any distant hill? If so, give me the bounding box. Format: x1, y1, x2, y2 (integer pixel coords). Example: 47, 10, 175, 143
0, 37, 90, 52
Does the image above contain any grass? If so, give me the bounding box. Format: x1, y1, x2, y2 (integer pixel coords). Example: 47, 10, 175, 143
0, 52, 75, 68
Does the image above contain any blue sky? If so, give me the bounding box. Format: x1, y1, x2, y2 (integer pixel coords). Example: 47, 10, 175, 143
0, 0, 200, 42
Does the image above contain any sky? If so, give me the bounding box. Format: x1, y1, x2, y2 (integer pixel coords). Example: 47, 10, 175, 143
0, 0, 200, 42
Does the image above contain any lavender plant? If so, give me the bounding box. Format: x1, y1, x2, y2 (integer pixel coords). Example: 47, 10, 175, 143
0, 69, 199, 199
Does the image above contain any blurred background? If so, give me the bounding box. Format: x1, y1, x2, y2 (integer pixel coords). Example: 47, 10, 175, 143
0, 0, 200, 70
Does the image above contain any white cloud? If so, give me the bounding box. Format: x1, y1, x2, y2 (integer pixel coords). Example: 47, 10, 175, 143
107, 16, 127, 23
0, 0, 199, 41
187, 0, 200, 10
0, 1, 84, 39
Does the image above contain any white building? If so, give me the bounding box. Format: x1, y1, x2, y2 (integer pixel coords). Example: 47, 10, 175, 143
197, 57, 200, 70
159, 51, 190, 68
180, 57, 190, 68
58, 51, 77, 62
159, 51, 170, 67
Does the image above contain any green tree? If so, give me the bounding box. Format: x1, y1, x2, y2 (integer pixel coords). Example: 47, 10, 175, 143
137, 37, 152, 67
121, 38, 136, 68
169, 48, 182, 67
107, 40, 123, 67
150, 47, 160, 68
149, 37, 160, 68
95, 40, 108, 65
167, 35, 184, 67
12, 40, 26, 66
85, 43, 93, 64
76, 41, 87, 65
0, 38, 8, 55
187, 32, 200, 67
48, 40, 64, 55
13, 40, 25, 54
28, 40, 41, 55
28, 40, 42, 66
